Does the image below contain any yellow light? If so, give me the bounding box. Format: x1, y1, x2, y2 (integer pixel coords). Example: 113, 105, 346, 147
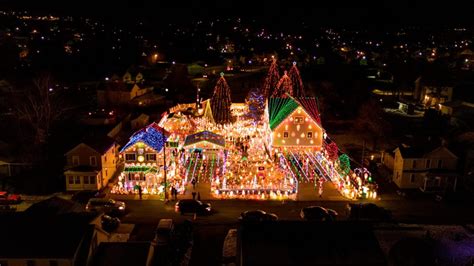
310, 140, 314, 144
297, 125, 300, 131
138, 155, 144, 162
277, 133, 281, 138
308, 125, 312, 129
296, 138, 300, 144
300, 133, 305, 138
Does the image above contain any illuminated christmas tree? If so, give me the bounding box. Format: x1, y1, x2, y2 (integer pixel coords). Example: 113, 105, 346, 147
211, 73, 233, 124
263, 59, 280, 98
338, 154, 351, 176
288, 62, 304, 97
246, 88, 265, 121
272, 71, 293, 98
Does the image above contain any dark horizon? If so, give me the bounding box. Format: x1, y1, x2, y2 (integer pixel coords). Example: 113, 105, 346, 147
1, 0, 474, 27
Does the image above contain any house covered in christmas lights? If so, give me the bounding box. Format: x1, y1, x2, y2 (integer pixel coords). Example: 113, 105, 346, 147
183, 130, 226, 153
118, 122, 168, 188
267, 97, 323, 150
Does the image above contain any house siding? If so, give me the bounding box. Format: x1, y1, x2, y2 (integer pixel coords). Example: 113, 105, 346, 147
272, 107, 322, 149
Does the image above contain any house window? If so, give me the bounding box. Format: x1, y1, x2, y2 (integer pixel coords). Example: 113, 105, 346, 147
90, 176, 96, 184
307, 132, 313, 139
105, 169, 108, 177
68, 176, 74, 184
437, 159, 443, 168
410, 174, 416, 183
74, 176, 81, 184
426, 159, 431, 168
412, 160, 417, 169
283, 132, 289, 138
27, 260, 36, 266
104, 155, 107, 163
146, 154, 156, 161
72, 156, 80, 165
49, 260, 58, 266
90, 156, 97, 166
125, 153, 136, 161
294, 116, 304, 124
83, 176, 89, 184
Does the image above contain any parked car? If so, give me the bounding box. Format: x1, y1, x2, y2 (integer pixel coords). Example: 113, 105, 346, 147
300, 206, 337, 221
347, 203, 392, 221
175, 199, 211, 215
71, 190, 105, 204
101, 215, 120, 232
155, 219, 174, 246
86, 198, 126, 214
239, 210, 278, 222
0, 191, 21, 205
222, 229, 237, 265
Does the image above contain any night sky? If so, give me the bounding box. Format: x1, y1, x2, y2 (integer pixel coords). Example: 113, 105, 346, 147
1, 0, 474, 26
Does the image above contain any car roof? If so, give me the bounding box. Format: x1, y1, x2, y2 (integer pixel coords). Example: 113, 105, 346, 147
88, 198, 111, 202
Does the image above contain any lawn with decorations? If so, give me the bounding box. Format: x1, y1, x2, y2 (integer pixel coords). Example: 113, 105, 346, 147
112, 61, 377, 200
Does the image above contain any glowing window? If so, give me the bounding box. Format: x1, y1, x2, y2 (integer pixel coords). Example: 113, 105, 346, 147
294, 116, 304, 124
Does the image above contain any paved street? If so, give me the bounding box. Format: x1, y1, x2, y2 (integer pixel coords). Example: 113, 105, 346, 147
117, 197, 474, 266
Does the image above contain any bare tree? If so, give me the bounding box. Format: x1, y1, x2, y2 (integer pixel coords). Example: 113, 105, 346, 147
14, 74, 72, 152
355, 99, 392, 150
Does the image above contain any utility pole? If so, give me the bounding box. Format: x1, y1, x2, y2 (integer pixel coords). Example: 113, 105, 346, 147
162, 127, 168, 201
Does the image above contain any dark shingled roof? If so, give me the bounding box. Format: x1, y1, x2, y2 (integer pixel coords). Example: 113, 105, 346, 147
0, 212, 96, 259
82, 134, 116, 154
25, 196, 85, 216
240, 221, 386, 265
397, 143, 440, 158
91, 242, 152, 266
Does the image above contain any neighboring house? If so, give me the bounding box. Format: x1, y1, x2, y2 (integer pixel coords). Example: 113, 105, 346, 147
0, 140, 31, 178
414, 76, 454, 107
64, 136, 118, 191
97, 82, 153, 107
131, 113, 150, 130
123, 70, 144, 84
393, 145, 458, 191
237, 222, 386, 265
0, 199, 108, 266
267, 97, 323, 150
90, 242, 155, 266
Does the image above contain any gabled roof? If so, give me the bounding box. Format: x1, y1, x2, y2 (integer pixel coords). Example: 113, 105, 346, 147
184, 130, 225, 147
268, 96, 321, 130
397, 144, 457, 159
120, 122, 168, 153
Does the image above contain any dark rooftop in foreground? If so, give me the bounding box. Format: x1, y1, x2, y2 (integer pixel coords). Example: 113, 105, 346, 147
91, 242, 153, 266
0, 212, 97, 259
239, 221, 386, 265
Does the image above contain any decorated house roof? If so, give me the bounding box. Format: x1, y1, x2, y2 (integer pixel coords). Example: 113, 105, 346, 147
120, 122, 167, 153
184, 130, 225, 148
268, 96, 321, 131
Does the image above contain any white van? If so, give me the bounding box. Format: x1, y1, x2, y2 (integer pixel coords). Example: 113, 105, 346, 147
155, 219, 174, 246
